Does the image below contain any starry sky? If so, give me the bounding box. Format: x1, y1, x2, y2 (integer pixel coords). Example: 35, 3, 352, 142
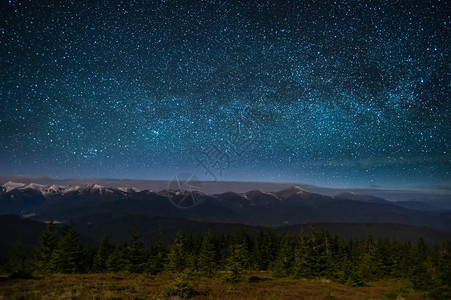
0, 0, 450, 191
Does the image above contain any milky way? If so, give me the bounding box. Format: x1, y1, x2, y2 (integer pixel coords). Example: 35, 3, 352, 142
0, 0, 449, 190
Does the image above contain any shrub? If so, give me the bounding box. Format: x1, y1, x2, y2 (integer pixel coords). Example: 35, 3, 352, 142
220, 271, 243, 283
161, 276, 194, 299
382, 280, 413, 299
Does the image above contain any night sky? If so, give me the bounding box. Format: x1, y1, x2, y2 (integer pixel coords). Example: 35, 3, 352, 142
1, 0, 449, 191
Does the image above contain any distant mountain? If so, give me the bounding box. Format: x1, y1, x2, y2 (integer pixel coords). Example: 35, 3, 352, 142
2, 175, 450, 206
393, 200, 446, 212
335, 191, 446, 211
1, 182, 450, 232
334, 192, 391, 204
243, 190, 280, 206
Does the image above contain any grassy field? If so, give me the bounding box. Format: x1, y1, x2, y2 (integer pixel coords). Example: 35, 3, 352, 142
0, 272, 429, 300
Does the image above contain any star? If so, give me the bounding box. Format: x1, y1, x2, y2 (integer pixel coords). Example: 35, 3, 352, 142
0, 0, 449, 191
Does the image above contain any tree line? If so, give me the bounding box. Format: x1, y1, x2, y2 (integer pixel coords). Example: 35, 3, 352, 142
3, 218, 451, 298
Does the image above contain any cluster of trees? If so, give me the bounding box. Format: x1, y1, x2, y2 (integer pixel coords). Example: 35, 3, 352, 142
4, 219, 451, 298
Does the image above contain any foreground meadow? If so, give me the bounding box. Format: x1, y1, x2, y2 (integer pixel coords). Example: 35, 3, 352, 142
0, 272, 429, 300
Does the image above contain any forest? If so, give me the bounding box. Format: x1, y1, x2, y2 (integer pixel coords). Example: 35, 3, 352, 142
2, 218, 450, 299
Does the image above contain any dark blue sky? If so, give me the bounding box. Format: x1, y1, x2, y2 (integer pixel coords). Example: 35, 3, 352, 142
1, 0, 449, 191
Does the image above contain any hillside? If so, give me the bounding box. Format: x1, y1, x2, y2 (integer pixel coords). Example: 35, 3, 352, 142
1, 214, 450, 258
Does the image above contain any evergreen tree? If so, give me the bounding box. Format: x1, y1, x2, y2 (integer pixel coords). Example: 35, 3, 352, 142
126, 228, 147, 273
146, 234, 166, 274
430, 241, 451, 298
106, 242, 127, 273
328, 235, 347, 282
80, 244, 97, 273
309, 229, 331, 277
273, 232, 296, 277
34, 217, 57, 274
49, 220, 82, 273
439, 241, 451, 285
212, 233, 230, 269
357, 237, 384, 281
184, 234, 199, 274
7, 240, 32, 278
389, 240, 405, 278
375, 238, 394, 277
92, 235, 114, 273
346, 264, 365, 287
252, 231, 276, 270
225, 241, 250, 282
197, 231, 217, 277
293, 231, 310, 278
4, 219, 447, 294
166, 232, 186, 274
394, 241, 414, 278
411, 238, 430, 289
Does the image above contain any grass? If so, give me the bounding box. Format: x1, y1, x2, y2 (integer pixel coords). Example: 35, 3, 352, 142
0, 272, 430, 300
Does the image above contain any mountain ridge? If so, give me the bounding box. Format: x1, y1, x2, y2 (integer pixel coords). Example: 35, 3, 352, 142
1, 181, 450, 232
1, 175, 449, 205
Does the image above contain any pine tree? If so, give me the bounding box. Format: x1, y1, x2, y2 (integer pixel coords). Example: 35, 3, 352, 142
126, 228, 147, 273
295, 228, 332, 279
293, 231, 310, 278
411, 238, 430, 289
225, 242, 249, 282
389, 240, 405, 278
346, 264, 365, 287
93, 235, 114, 273
314, 229, 333, 277
166, 232, 186, 274
216, 233, 233, 269
273, 232, 296, 277
394, 241, 414, 278
183, 234, 199, 274
197, 231, 217, 277
252, 231, 276, 270
328, 234, 346, 282
356, 237, 384, 281
430, 241, 451, 299
375, 238, 394, 277
7, 240, 32, 278
34, 217, 57, 274
146, 232, 166, 274
49, 220, 82, 273
107, 242, 127, 273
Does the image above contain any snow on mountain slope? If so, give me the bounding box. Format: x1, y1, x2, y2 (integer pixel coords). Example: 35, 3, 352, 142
2, 181, 26, 192
0, 181, 126, 196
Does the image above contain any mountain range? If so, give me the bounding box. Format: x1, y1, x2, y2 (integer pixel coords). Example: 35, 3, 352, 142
1, 181, 450, 231
1, 175, 450, 204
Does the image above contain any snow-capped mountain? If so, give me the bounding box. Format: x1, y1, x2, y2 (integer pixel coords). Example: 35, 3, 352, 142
0, 182, 449, 232
0, 181, 141, 196
0, 182, 144, 217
